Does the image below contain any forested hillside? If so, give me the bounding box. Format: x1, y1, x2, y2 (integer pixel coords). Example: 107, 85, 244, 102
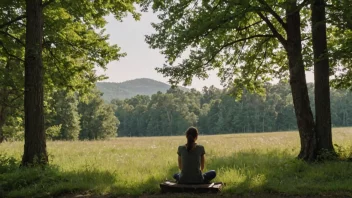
112, 82, 352, 137
96, 78, 188, 101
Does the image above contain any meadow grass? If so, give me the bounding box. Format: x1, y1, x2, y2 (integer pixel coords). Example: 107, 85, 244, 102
1, 128, 352, 197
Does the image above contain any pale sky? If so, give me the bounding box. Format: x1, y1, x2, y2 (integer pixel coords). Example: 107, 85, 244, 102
96, 11, 314, 90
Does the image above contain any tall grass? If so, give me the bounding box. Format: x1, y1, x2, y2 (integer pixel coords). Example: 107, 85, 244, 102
1, 128, 352, 197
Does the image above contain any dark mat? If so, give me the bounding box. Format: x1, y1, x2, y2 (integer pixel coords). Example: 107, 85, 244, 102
160, 181, 224, 193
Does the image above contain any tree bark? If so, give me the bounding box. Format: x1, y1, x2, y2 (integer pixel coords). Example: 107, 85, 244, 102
286, 1, 317, 161
0, 108, 5, 143
0, 60, 11, 144
22, 0, 48, 166
311, 0, 335, 155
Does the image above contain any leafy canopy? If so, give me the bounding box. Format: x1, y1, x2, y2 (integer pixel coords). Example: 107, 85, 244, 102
0, 0, 141, 94
144, 0, 352, 91
144, 0, 301, 95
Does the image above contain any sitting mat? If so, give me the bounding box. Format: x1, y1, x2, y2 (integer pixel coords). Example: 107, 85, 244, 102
160, 181, 224, 193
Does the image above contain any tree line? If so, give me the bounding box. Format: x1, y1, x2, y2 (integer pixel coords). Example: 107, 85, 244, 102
113, 83, 352, 137
2, 88, 119, 141
3, 82, 351, 140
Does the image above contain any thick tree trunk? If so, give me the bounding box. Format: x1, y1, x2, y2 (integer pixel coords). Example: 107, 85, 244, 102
22, 0, 48, 166
311, 0, 335, 155
286, 1, 317, 161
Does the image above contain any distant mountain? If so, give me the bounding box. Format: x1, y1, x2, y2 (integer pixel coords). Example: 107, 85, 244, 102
96, 78, 189, 101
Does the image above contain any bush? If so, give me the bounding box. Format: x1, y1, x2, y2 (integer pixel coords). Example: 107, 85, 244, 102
46, 125, 62, 140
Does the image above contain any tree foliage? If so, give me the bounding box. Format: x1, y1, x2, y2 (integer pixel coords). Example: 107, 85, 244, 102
0, 0, 140, 144
79, 89, 119, 140
144, 0, 301, 92
328, 0, 352, 89
46, 91, 80, 140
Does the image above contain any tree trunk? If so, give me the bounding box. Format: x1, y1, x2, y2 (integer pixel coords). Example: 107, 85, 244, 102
22, 0, 48, 166
286, 1, 317, 161
311, 0, 335, 155
0, 60, 10, 144
0, 108, 5, 143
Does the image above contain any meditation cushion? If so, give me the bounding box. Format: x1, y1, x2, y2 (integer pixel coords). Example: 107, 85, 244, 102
160, 181, 224, 193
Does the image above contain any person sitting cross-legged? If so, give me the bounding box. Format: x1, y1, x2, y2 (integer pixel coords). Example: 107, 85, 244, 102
173, 127, 216, 184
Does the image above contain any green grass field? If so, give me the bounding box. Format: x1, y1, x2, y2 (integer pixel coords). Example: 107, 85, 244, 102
1, 128, 352, 197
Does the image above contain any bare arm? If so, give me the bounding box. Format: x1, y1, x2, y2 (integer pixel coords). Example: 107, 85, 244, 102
201, 155, 205, 171
178, 156, 182, 170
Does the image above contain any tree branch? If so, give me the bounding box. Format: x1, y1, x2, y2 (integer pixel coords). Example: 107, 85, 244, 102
9, 93, 23, 104
202, 20, 263, 38
46, 47, 72, 88
222, 34, 274, 51
253, 37, 271, 81
0, 0, 54, 29
0, 93, 23, 108
257, 0, 287, 31
222, 36, 247, 79
236, 21, 263, 31
257, 11, 287, 49
286, 0, 311, 16
202, 34, 274, 67
297, 0, 310, 11
42, 0, 55, 8
0, 41, 24, 62
0, 31, 25, 46
0, 15, 26, 29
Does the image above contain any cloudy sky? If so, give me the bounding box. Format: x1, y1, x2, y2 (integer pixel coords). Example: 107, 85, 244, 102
96, 11, 313, 90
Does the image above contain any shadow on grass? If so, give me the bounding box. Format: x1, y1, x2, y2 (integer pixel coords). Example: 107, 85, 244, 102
108, 163, 179, 196
0, 155, 118, 198
0, 154, 178, 197
204, 149, 352, 196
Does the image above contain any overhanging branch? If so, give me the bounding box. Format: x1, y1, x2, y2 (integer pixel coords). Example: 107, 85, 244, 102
202, 19, 263, 39
0, 41, 24, 62
0, 93, 23, 108
46, 47, 72, 88
220, 34, 274, 51
257, 11, 287, 49
0, 0, 54, 29
202, 34, 274, 67
0, 15, 26, 29
253, 37, 271, 81
0, 31, 25, 46
257, 0, 287, 31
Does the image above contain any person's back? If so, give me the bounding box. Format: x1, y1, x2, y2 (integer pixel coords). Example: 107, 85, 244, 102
177, 144, 205, 184
173, 127, 216, 184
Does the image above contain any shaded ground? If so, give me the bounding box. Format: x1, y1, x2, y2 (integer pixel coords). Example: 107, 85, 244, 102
59, 192, 352, 198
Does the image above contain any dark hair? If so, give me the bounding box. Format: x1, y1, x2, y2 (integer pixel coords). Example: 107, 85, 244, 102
186, 127, 199, 152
